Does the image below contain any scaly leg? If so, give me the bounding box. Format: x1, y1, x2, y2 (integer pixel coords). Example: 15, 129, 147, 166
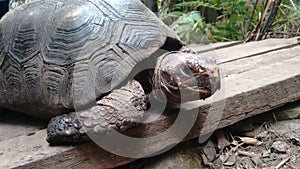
46, 80, 147, 144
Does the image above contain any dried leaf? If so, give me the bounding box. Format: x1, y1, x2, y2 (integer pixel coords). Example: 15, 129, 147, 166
234, 136, 263, 146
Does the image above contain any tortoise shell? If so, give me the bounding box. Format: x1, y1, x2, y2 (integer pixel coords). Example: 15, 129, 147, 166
0, 0, 182, 118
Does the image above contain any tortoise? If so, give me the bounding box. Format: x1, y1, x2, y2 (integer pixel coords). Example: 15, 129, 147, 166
0, 0, 220, 144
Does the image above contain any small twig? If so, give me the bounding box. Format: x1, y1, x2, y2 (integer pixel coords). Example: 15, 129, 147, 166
268, 30, 300, 36
237, 150, 256, 158
274, 157, 290, 169
242, 18, 245, 40
246, 0, 259, 34
272, 112, 278, 123
258, 0, 282, 40
246, 0, 273, 42
289, 0, 296, 9
255, 0, 273, 40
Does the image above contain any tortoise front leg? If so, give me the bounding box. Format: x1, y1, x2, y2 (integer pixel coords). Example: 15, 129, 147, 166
46, 80, 148, 144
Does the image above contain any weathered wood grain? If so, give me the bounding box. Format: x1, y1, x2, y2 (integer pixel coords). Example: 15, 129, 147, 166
197, 37, 299, 63
220, 45, 300, 77
0, 130, 135, 169
0, 109, 46, 142
189, 37, 299, 55
187, 41, 242, 53
0, 38, 299, 169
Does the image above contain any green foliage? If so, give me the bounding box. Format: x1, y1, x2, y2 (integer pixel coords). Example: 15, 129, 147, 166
160, 0, 300, 43
208, 0, 253, 42
170, 11, 208, 44
10, 0, 33, 8
160, 0, 257, 43
272, 2, 300, 37
172, 1, 218, 13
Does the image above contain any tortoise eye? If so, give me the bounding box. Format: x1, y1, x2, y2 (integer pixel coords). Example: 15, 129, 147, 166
183, 61, 205, 75
182, 64, 194, 75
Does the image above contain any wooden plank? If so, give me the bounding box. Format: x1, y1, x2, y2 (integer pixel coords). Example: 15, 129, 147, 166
189, 37, 299, 56
220, 46, 300, 77
197, 37, 299, 64
0, 38, 300, 168
0, 130, 135, 169
200, 56, 300, 133
0, 38, 297, 142
0, 109, 46, 142
187, 41, 242, 53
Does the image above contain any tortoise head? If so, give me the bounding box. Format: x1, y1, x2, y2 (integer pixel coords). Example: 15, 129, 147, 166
153, 51, 220, 104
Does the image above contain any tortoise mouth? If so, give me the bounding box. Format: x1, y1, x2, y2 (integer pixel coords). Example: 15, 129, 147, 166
153, 73, 213, 100
182, 70, 209, 86
180, 60, 221, 97
180, 75, 213, 99
184, 86, 212, 94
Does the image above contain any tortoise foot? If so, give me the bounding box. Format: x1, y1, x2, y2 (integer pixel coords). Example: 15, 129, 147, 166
46, 113, 89, 144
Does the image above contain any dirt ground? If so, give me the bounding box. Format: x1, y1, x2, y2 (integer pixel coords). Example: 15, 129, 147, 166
119, 101, 300, 169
